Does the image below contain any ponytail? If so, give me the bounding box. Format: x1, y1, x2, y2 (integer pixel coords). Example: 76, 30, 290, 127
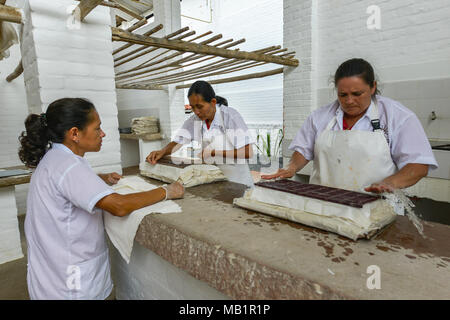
18, 98, 96, 168
215, 95, 228, 107
18, 113, 50, 168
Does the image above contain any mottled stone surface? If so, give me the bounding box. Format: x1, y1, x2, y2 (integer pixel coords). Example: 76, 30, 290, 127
132, 176, 450, 300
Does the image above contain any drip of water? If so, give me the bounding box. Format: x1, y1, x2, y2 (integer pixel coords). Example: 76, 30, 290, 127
387, 189, 427, 239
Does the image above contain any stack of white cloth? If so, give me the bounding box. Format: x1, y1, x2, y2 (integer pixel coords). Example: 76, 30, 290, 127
103, 175, 182, 263
131, 116, 159, 135
140, 160, 226, 188
0, 22, 19, 61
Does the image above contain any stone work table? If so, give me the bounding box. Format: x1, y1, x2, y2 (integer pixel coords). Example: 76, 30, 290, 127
125, 174, 450, 299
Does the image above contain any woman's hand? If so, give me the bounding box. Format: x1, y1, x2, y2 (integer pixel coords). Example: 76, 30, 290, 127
261, 167, 296, 180
146, 149, 165, 165
364, 181, 395, 194
163, 182, 185, 200
99, 172, 123, 185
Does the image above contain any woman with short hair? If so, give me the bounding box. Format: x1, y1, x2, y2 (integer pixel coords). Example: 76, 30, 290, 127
262, 58, 437, 194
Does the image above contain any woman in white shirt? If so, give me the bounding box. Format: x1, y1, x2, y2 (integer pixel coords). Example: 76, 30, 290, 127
262, 58, 437, 194
19, 98, 184, 300
147, 80, 255, 187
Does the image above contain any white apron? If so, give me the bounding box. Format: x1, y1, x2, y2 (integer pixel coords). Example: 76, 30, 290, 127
201, 108, 254, 187
310, 99, 397, 192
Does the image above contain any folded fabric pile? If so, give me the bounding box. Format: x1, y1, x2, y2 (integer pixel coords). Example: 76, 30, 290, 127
131, 116, 159, 135
140, 160, 226, 188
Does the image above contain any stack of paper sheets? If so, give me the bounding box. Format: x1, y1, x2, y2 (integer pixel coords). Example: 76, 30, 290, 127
140, 160, 226, 188
103, 176, 182, 263
131, 116, 159, 135
233, 182, 397, 240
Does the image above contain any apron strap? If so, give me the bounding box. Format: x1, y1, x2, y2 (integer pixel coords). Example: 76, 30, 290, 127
369, 98, 382, 132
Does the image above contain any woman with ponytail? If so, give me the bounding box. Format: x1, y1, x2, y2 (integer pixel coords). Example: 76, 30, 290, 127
20, 98, 184, 300
146, 80, 255, 187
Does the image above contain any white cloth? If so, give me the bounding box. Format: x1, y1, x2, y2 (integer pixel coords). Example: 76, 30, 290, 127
103, 176, 182, 264
0, 22, 18, 61
25, 143, 114, 300
310, 99, 398, 193
289, 96, 438, 171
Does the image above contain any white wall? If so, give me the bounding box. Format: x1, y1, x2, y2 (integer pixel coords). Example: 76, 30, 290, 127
114, 0, 184, 166
0, 1, 31, 214
283, 0, 450, 155
181, 0, 284, 125
315, 0, 450, 141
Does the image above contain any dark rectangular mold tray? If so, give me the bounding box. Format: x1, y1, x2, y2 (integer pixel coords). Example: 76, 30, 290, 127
255, 180, 381, 208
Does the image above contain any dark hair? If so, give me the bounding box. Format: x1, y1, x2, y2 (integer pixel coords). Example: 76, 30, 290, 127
334, 58, 380, 96
187, 80, 228, 106
18, 98, 96, 167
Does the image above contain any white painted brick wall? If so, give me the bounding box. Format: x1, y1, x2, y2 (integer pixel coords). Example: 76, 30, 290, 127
115, 0, 184, 163
316, 0, 450, 88
0, 3, 30, 215
283, 0, 450, 157
19, 0, 121, 175
180, 0, 284, 125
283, 0, 317, 156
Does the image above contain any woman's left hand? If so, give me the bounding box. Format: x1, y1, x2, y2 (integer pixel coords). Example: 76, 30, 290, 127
103, 172, 123, 185
364, 181, 395, 194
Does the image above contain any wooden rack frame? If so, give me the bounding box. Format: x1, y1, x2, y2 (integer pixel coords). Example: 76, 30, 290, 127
112, 24, 299, 90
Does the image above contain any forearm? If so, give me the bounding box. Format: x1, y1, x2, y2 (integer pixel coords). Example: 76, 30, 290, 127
98, 173, 107, 183
96, 188, 166, 217
287, 151, 309, 173
213, 145, 253, 159
382, 163, 428, 189
164, 141, 182, 155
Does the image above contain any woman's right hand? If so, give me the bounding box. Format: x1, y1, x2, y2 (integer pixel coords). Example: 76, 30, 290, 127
146, 149, 165, 165
163, 182, 185, 200
260, 168, 296, 180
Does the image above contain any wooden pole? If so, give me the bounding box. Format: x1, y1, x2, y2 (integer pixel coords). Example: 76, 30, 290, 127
114, 27, 195, 67
110, 0, 143, 20
111, 27, 299, 67
116, 44, 280, 82
117, 46, 284, 87
6, 60, 23, 82
112, 23, 163, 55
126, 18, 147, 32
175, 68, 284, 89
117, 33, 223, 71
75, 0, 104, 21
116, 31, 211, 70
115, 37, 244, 80
0, 4, 22, 24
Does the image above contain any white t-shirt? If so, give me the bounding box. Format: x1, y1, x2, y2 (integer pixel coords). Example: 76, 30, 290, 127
173, 105, 255, 150
289, 95, 438, 171
25, 143, 114, 300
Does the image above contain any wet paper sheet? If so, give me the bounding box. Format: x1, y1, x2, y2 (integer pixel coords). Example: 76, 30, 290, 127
103, 176, 182, 263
